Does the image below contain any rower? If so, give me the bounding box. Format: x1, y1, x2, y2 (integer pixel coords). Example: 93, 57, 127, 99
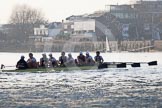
40, 53, 48, 68
77, 51, 86, 66
94, 51, 104, 64
66, 53, 75, 66
85, 52, 95, 66
27, 53, 37, 68
59, 51, 67, 67
48, 53, 58, 67
16, 55, 28, 69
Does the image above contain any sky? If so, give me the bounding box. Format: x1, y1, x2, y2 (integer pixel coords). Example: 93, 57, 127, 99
0, 0, 134, 24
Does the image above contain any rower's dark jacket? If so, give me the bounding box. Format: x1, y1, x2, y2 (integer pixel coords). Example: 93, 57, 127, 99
77, 55, 86, 62
59, 56, 67, 66
40, 57, 48, 67
16, 59, 28, 69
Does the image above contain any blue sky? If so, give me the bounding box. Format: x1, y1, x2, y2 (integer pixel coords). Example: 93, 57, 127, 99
0, 0, 132, 24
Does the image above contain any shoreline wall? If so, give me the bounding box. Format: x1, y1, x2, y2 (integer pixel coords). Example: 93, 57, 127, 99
154, 41, 162, 51
1, 40, 161, 52
29, 40, 153, 52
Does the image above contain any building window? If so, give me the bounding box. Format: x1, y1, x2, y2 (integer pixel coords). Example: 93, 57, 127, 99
64, 31, 68, 33
37, 30, 40, 35
45, 30, 48, 35
40, 30, 42, 35
64, 25, 68, 29
71, 25, 74, 29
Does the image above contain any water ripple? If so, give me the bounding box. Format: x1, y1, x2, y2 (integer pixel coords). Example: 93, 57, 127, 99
0, 67, 162, 107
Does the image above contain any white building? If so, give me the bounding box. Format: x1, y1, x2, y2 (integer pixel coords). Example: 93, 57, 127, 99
73, 19, 95, 34
62, 16, 97, 41
29, 25, 52, 42
34, 25, 48, 36
63, 21, 74, 34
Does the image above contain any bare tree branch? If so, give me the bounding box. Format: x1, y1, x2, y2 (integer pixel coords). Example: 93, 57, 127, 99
8, 4, 47, 42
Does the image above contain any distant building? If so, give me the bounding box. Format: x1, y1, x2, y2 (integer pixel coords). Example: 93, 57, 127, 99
48, 22, 62, 37
29, 22, 63, 42
73, 19, 95, 35
134, 0, 162, 40
104, 1, 162, 40
0, 24, 14, 34
64, 12, 114, 41
108, 5, 137, 40
110, 5, 137, 22
64, 16, 96, 41
63, 20, 74, 34
34, 25, 48, 36
29, 0, 162, 43
66, 15, 88, 21
29, 25, 51, 42
90, 12, 116, 41
0, 24, 15, 42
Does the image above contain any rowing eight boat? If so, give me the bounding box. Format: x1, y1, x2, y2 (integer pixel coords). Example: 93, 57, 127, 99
1, 61, 157, 72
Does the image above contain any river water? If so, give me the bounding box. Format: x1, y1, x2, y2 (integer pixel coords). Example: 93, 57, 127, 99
0, 52, 162, 108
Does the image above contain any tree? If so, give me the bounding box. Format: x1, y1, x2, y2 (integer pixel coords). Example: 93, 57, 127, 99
9, 4, 48, 42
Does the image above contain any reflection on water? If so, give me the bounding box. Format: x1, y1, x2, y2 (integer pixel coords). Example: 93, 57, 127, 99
0, 66, 162, 108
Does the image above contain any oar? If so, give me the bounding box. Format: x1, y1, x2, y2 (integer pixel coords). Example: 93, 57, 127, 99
98, 61, 158, 69
98, 62, 127, 69
116, 63, 127, 68
104, 61, 157, 65
131, 63, 141, 67
147, 61, 157, 66
131, 61, 158, 67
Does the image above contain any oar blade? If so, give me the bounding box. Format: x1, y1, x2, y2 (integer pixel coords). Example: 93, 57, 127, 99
131, 63, 141, 67
98, 62, 127, 69
117, 63, 127, 68
98, 61, 158, 69
148, 61, 157, 66
98, 63, 108, 69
